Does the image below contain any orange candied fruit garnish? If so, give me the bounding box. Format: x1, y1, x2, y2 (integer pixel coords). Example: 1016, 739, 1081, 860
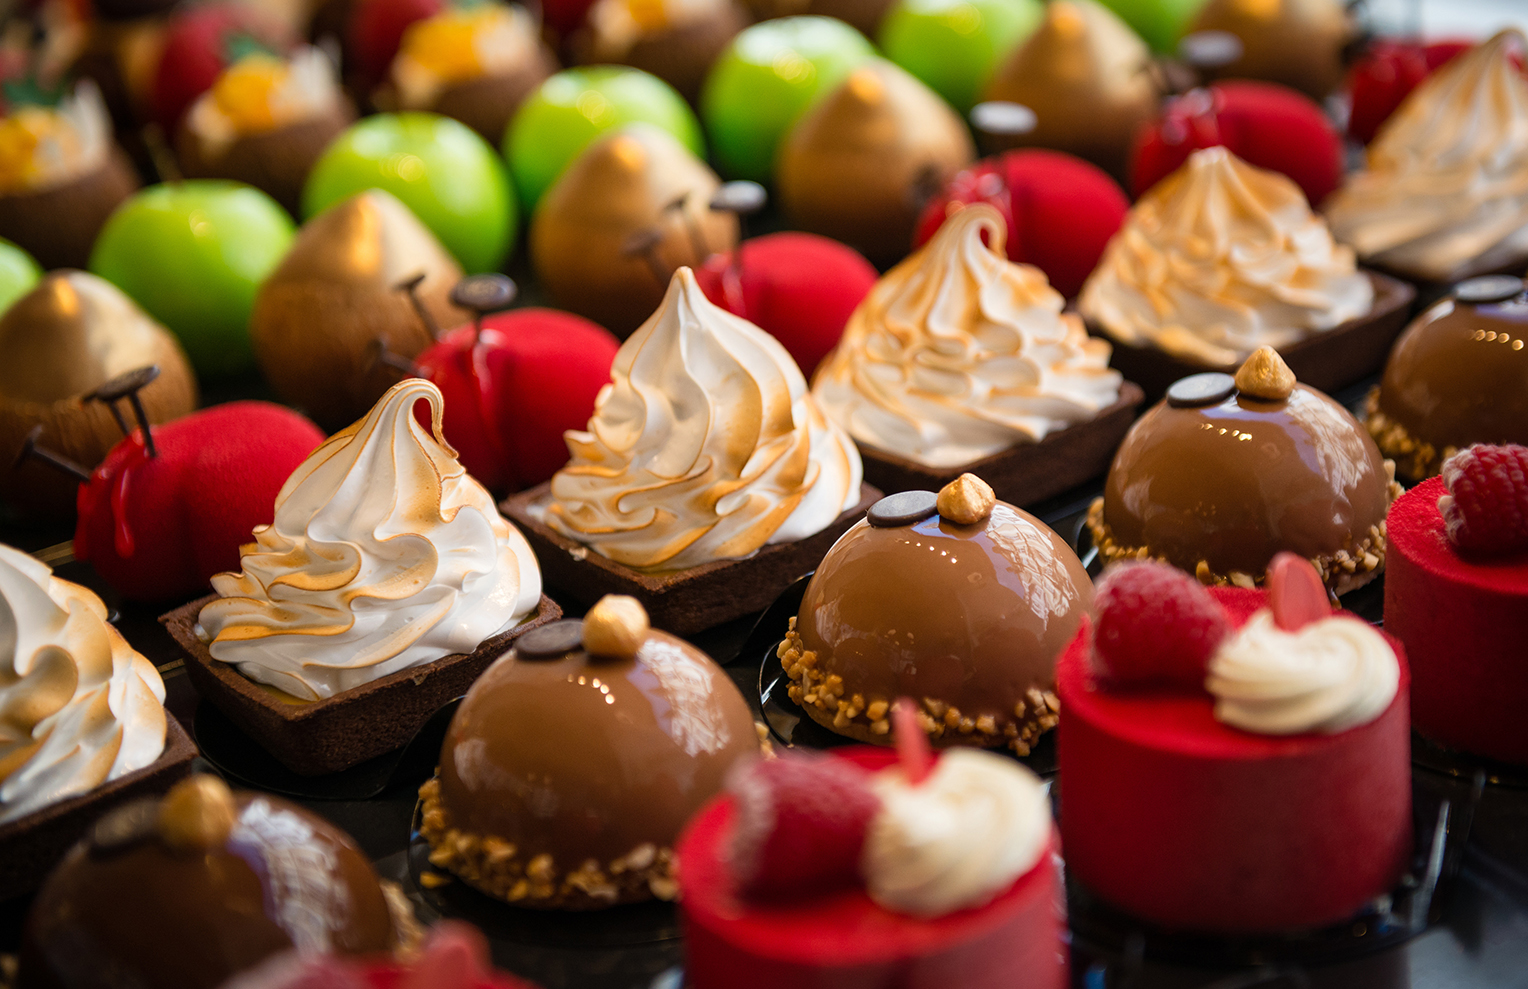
212, 53, 288, 132
399, 7, 500, 81
0, 110, 52, 191
625, 0, 672, 31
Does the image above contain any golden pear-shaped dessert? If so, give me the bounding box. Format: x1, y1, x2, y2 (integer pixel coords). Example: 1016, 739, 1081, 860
530, 124, 737, 336
984, 0, 1160, 182
777, 59, 974, 267
1189, 0, 1351, 101
250, 189, 462, 430
0, 271, 197, 520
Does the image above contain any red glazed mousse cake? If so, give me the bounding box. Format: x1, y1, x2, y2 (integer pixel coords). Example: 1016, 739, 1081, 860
679, 714, 1065, 989
1059, 557, 1412, 933
1385, 444, 1528, 764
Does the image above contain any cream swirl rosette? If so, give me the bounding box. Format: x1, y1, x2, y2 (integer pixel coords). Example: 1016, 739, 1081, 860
864, 748, 1052, 917
812, 204, 1122, 468
538, 267, 862, 571
0, 544, 166, 824
1325, 30, 1528, 282
1206, 610, 1399, 735
185, 47, 344, 154
1079, 147, 1374, 368
0, 81, 111, 195
199, 379, 542, 702
390, 4, 542, 109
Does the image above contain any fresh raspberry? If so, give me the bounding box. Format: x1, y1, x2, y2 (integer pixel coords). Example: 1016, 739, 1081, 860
1439, 444, 1528, 555
1090, 560, 1230, 690
727, 752, 881, 901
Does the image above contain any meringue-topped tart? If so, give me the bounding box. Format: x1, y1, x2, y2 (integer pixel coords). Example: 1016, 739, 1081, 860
505, 266, 876, 633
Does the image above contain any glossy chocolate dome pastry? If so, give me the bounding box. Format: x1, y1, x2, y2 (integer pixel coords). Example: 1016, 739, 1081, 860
781, 474, 1092, 756
529, 125, 736, 336
777, 59, 974, 267
1088, 347, 1401, 595
0, 271, 197, 521
17, 776, 415, 989
419, 596, 758, 909
1366, 275, 1528, 481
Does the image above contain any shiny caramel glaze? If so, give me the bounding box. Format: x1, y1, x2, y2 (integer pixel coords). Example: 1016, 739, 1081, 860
1101, 385, 1393, 585
436, 628, 757, 879
1372, 293, 1528, 475
18, 794, 396, 989
791, 504, 1092, 751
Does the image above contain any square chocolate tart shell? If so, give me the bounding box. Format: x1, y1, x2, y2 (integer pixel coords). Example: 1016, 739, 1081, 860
1087, 271, 1415, 404
161, 594, 562, 777
854, 381, 1145, 508
0, 715, 196, 899
501, 483, 882, 636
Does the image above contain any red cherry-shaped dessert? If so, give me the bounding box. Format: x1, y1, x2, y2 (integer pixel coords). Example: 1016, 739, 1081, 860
38, 371, 326, 602
694, 232, 878, 379
150, 3, 295, 134
1089, 560, 1229, 690
914, 148, 1128, 299
346, 0, 445, 96
404, 274, 620, 493
1345, 39, 1473, 145
1129, 80, 1342, 207
542, 0, 601, 37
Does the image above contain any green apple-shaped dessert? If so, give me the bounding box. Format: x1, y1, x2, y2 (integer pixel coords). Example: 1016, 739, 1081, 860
879, 0, 1044, 112
0, 239, 42, 315
89, 181, 295, 377
303, 112, 515, 274
700, 16, 876, 182
1097, 0, 1207, 52
504, 66, 703, 213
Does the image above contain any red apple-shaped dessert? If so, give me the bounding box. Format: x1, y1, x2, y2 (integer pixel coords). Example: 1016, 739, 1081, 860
1129, 80, 1343, 206
346, 0, 445, 98
22, 368, 326, 602
398, 273, 621, 493
1345, 39, 1475, 145
914, 147, 1127, 298
150, 2, 296, 134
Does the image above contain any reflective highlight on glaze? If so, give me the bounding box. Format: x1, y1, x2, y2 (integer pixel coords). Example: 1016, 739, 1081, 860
796, 504, 1092, 724
1103, 385, 1390, 576
438, 631, 756, 865
1376, 294, 1528, 452
18, 794, 395, 989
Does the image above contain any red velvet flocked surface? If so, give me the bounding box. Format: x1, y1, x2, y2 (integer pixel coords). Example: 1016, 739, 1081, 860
913, 149, 1128, 299
1058, 588, 1413, 933
694, 233, 878, 379
413, 308, 619, 493
677, 748, 1067, 989
74, 402, 325, 602
1385, 476, 1528, 764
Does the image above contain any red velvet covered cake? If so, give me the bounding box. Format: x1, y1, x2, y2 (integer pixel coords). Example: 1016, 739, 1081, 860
1059, 557, 1412, 933
1385, 444, 1528, 765
678, 711, 1066, 988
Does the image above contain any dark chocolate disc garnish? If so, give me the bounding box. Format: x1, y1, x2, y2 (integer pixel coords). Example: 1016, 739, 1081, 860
1454, 275, 1525, 305
867, 490, 939, 527
709, 180, 767, 216
515, 619, 585, 659
1167, 372, 1236, 408
970, 101, 1037, 138
450, 273, 517, 315
1177, 30, 1244, 70
88, 799, 160, 855
87, 365, 161, 403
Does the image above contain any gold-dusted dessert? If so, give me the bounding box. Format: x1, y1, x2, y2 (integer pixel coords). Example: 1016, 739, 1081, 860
0, 272, 197, 521
982, 0, 1159, 182
250, 189, 463, 430
1087, 348, 1402, 594
1365, 275, 1528, 480
777, 59, 974, 266
1187, 0, 1353, 101
418, 596, 758, 909
782, 475, 1093, 755
530, 125, 736, 336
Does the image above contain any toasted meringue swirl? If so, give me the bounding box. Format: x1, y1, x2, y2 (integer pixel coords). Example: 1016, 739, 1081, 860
1080, 148, 1373, 368
812, 205, 1122, 468
863, 748, 1052, 917
1325, 31, 1528, 283
200, 379, 542, 702
539, 267, 862, 571
1207, 610, 1399, 735
0, 544, 166, 824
